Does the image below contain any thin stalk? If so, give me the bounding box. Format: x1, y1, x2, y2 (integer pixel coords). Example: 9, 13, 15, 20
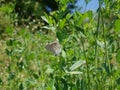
100, 1, 111, 73
81, 36, 90, 90
100, 1, 112, 89
95, 1, 101, 67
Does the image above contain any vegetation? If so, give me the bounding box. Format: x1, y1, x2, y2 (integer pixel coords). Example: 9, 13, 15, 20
0, 0, 120, 90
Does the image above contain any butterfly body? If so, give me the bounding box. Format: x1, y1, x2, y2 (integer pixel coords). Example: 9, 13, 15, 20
45, 41, 61, 56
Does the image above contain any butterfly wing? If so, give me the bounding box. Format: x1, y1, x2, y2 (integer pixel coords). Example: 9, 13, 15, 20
45, 42, 61, 55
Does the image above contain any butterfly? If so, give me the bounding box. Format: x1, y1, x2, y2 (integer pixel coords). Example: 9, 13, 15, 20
45, 41, 61, 56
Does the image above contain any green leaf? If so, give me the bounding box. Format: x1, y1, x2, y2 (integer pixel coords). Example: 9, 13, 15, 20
56, 30, 68, 43
6, 39, 15, 46
0, 78, 2, 85
6, 27, 13, 34
41, 26, 50, 30
19, 83, 24, 90
0, 4, 14, 14
67, 71, 83, 75
41, 16, 49, 24
66, 13, 73, 20
5, 49, 13, 56
114, 19, 120, 32
26, 52, 35, 60
70, 60, 86, 71
116, 49, 120, 62
59, 19, 66, 29
87, 10, 93, 20
116, 78, 120, 85
45, 66, 54, 74
61, 50, 66, 58
74, 12, 82, 26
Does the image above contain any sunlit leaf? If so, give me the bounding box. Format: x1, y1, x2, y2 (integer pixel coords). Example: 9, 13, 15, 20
6, 27, 13, 34
45, 66, 54, 74
0, 4, 14, 14
67, 71, 83, 75
56, 30, 68, 43
116, 49, 120, 62
66, 13, 73, 20
87, 10, 93, 20
59, 19, 66, 29
114, 19, 120, 32
61, 50, 66, 58
41, 16, 49, 24
70, 60, 86, 71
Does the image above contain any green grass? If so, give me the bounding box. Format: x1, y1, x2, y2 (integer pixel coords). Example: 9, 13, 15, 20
0, 0, 120, 90
0, 26, 120, 90
0, 28, 60, 89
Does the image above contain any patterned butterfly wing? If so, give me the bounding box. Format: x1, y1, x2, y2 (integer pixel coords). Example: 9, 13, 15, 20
45, 42, 61, 56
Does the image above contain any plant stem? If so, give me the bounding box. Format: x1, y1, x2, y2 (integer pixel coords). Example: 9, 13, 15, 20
81, 36, 90, 90
95, 0, 101, 67
101, 6, 111, 73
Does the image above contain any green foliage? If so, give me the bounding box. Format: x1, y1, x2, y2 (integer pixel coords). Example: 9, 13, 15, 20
14, 0, 44, 18
114, 19, 120, 32
0, 11, 13, 36
0, 0, 120, 90
0, 3, 14, 37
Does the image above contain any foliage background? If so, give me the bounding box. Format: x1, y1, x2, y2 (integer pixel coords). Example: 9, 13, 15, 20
0, 0, 120, 90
